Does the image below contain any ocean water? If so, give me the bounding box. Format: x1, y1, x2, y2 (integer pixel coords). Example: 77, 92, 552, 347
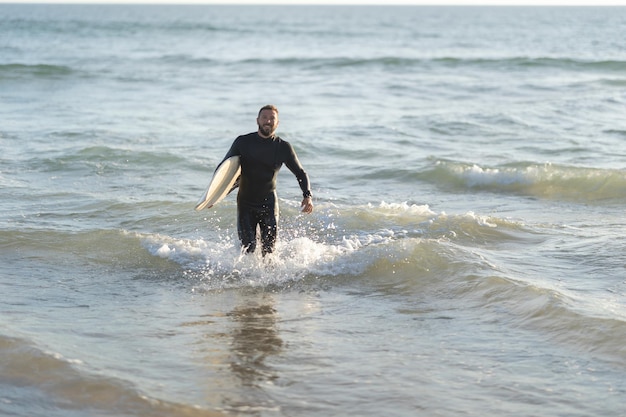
1, 4, 626, 416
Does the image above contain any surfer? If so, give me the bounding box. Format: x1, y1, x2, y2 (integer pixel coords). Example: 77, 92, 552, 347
221, 105, 314, 256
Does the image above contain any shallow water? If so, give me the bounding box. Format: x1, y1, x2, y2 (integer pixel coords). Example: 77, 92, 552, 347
1, 5, 626, 417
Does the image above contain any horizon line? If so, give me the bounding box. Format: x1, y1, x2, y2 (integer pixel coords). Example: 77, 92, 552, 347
1, 0, 625, 5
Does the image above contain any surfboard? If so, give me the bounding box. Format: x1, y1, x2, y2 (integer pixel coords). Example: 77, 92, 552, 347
195, 156, 241, 211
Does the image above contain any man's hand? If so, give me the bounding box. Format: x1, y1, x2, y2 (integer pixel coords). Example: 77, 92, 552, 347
301, 197, 313, 214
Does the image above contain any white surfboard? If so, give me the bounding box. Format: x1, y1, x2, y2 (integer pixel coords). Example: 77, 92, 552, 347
195, 156, 241, 211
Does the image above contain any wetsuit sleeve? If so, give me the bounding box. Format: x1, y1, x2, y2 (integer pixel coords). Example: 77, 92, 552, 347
222, 137, 241, 162
218, 137, 241, 193
215, 136, 242, 174
283, 142, 312, 199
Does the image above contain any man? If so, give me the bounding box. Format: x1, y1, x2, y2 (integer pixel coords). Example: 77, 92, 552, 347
221, 105, 313, 255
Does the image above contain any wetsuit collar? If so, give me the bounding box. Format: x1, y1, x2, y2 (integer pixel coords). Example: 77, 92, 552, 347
257, 131, 277, 140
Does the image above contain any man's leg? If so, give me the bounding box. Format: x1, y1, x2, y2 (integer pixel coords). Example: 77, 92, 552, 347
259, 212, 277, 256
237, 206, 258, 254
259, 197, 279, 256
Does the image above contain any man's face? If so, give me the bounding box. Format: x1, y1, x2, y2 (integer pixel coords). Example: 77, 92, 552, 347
257, 109, 279, 137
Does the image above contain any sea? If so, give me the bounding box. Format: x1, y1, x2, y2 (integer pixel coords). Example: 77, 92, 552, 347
1, 4, 626, 417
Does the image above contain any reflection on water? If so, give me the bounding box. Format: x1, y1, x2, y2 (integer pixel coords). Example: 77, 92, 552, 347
184, 292, 285, 414
226, 298, 283, 388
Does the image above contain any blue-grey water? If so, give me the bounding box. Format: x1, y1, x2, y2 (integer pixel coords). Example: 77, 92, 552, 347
1, 5, 626, 417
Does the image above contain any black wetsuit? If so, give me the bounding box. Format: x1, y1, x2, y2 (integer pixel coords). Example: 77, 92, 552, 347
222, 132, 311, 255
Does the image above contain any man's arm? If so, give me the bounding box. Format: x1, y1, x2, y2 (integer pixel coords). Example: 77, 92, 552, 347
283, 142, 313, 214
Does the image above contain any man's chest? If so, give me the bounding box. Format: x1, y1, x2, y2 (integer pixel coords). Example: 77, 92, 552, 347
240, 139, 279, 169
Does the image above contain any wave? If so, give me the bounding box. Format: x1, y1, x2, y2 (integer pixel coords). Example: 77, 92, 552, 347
433, 56, 626, 72
5, 51, 621, 85
26, 145, 189, 175
201, 56, 626, 73
0, 229, 158, 267
1, 15, 223, 34
0, 63, 75, 80
126, 51, 626, 74
0, 334, 226, 417
457, 273, 626, 366
0, 201, 528, 283
3, 199, 625, 366
424, 160, 626, 203
138, 202, 533, 288
140, 206, 626, 365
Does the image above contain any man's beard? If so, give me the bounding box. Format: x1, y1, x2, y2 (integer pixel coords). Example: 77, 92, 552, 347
259, 124, 275, 137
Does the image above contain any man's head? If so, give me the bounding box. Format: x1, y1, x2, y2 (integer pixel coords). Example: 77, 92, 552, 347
257, 104, 279, 138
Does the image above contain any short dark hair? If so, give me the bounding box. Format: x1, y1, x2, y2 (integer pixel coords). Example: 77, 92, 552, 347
258, 104, 279, 117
